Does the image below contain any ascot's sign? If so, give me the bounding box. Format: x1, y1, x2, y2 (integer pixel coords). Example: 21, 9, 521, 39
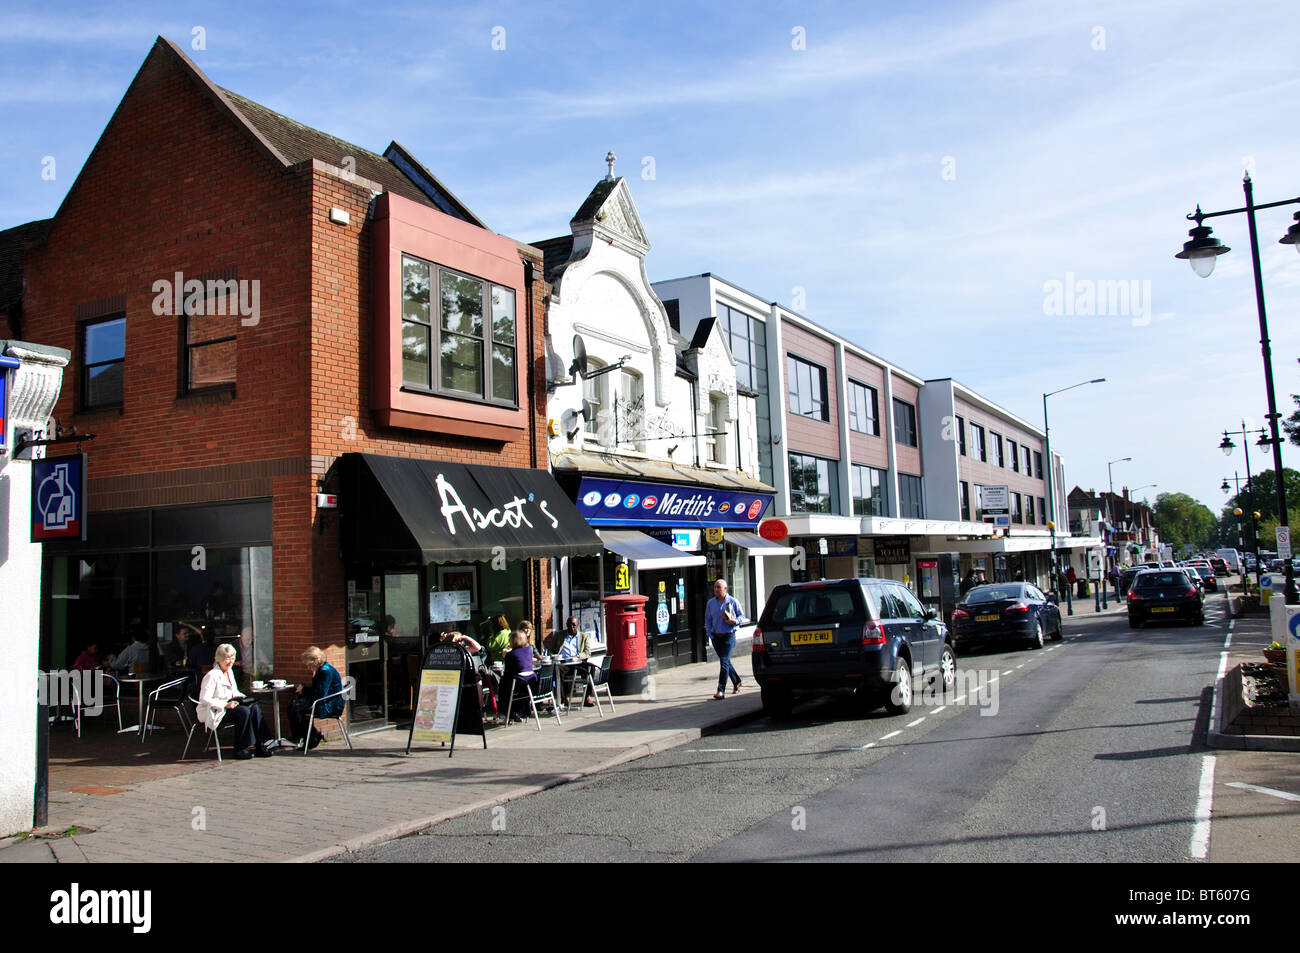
576, 477, 773, 528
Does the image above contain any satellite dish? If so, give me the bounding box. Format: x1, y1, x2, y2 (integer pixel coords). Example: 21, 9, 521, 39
569, 334, 589, 380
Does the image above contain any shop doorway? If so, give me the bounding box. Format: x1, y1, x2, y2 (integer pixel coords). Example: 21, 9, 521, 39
641, 568, 700, 669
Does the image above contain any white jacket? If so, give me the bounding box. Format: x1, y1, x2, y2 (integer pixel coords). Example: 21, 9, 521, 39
198, 665, 245, 730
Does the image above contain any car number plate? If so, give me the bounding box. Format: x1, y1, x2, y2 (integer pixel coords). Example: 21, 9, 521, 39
790, 630, 833, 645
976, 614, 999, 622
1151, 607, 1175, 614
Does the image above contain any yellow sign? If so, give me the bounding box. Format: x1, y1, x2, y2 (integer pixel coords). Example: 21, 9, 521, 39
704, 527, 725, 546
658, 580, 666, 593
411, 669, 459, 744
614, 563, 630, 592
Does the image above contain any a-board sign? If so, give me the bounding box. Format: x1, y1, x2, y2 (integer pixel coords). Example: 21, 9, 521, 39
406, 641, 486, 757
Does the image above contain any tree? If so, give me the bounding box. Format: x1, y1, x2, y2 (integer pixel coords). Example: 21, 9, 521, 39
1226, 467, 1300, 524
1153, 492, 1216, 550
1284, 393, 1300, 448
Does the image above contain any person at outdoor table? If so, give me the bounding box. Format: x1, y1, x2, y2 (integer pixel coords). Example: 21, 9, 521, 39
72, 643, 100, 671
501, 629, 538, 721
108, 631, 150, 674
198, 643, 274, 759
552, 615, 598, 707
288, 646, 344, 750
487, 615, 511, 665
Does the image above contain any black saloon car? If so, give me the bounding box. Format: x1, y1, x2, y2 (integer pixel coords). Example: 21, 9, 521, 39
951, 582, 1063, 650
1126, 569, 1204, 627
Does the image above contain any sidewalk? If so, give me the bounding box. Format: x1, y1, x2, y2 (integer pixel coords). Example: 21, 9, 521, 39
0, 653, 760, 863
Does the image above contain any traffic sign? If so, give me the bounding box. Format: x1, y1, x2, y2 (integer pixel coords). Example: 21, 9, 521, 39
1278, 527, 1291, 559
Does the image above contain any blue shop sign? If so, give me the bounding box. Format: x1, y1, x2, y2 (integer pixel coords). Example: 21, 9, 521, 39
32, 453, 87, 541
575, 477, 773, 528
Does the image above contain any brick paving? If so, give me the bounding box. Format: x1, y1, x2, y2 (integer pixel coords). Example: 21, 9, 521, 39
2, 653, 759, 863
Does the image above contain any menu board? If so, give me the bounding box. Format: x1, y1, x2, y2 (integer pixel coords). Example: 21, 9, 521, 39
429, 589, 471, 624
411, 669, 459, 744
405, 641, 486, 757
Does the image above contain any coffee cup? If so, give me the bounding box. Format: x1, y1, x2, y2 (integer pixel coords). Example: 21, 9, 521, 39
253, 680, 266, 690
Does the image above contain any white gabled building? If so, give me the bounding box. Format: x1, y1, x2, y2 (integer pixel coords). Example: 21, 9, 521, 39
535, 162, 784, 670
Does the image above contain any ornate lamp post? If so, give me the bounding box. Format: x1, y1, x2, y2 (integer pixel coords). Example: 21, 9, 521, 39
1178, 174, 1300, 603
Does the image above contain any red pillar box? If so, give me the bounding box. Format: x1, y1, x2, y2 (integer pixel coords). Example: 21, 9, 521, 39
601, 594, 649, 696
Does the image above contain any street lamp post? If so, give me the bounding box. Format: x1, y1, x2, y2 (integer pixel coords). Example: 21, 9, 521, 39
1107, 456, 1132, 571
1177, 174, 1300, 603
1044, 378, 1106, 606
1221, 423, 1267, 589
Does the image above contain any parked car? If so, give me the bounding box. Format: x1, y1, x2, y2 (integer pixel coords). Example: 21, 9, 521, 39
752, 578, 955, 718
951, 582, 1063, 650
1127, 569, 1204, 628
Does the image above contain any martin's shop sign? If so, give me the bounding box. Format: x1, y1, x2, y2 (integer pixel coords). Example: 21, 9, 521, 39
575, 477, 773, 528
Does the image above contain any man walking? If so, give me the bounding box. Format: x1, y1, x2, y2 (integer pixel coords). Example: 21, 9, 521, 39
705, 578, 746, 700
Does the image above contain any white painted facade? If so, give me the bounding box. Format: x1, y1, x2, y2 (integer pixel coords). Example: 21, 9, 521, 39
0, 341, 70, 836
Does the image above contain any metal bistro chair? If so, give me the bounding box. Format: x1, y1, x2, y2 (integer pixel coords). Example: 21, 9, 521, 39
181, 695, 239, 763
142, 676, 193, 741
577, 654, 616, 716
301, 674, 355, 756
69, 672, 124, 738
505, 661, 562, 730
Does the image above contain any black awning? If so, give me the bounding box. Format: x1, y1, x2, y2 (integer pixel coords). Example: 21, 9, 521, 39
340, 453, 602, 565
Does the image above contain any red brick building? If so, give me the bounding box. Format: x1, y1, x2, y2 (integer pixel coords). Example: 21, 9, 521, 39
14, 37, 597, 729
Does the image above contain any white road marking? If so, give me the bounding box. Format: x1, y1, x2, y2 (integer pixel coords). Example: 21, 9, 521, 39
683, 748, 745, 752
1016, 664, 1025, 670
931, 706, 946, 714
1046, 646, 1057, 652
1190, 755, 1216, 860
906, 717, 925, 728
1002, 670, 1012, 675
880, 730, 902, 741
1225, 782, 1300, 803
1215, 650, 1229, 683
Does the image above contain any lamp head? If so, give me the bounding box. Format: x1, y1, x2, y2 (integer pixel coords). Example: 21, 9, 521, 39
1176, 211, 1230, 277
1219, 435, 1235, 456
1280, 210, 1300, 255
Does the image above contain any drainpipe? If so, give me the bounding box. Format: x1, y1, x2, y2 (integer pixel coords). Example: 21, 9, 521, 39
525, 259, 543, 629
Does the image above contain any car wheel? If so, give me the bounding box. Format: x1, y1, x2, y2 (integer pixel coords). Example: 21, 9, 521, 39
761, 686, 793, 720
1194, 612, 1205, 626
1052, 616, 1064, 641
884, 658, 913, 715
1129, 616, 1142, 629
937, 645, 956, 694
1027, 621, 1044, 650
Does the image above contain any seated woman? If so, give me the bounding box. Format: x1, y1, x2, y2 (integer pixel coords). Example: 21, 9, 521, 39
487, 616, 512, 665
197, 643, 275, 759
288, 646, 344, 750
500, 629, 538, 722
72, 643, 100, 671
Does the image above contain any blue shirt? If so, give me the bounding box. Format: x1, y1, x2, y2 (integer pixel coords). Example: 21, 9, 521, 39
705, 595, 744, 637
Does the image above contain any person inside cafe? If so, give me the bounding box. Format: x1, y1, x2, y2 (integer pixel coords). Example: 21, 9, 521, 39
198, 643, 275, 759
166, 622, 202, 672
487, 615, 512, 665
108, 629, 151, 674
288, 646, 344, 751
72, 642, 100, 671
548, 615, 599, 708
500, 629, 538, 722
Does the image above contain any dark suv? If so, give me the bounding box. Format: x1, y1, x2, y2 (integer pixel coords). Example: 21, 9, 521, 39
752, 578, 955, 718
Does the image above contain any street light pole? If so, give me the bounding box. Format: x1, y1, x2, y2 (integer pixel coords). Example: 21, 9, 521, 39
1107, 456, 1131, 569
1178, 174, 1300, 603
1221, 422, 1266, 591
1044, 378, 1106, 603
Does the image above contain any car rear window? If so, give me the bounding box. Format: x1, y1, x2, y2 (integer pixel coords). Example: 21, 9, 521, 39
965, 584, 1024, 602
1134, 573, 1188, 588
766, 586, 860, 624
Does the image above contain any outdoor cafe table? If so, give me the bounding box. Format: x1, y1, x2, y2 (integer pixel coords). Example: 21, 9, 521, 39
249, 683, 295, 749
116, 672, 171, 738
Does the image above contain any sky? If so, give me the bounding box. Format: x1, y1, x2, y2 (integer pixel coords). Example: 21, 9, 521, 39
3, 0, 1299, 520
